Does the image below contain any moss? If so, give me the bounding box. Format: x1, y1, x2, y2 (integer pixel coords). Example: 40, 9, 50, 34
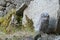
22, 15, 34, 32
0, 8, 34, 34
0, 8, 17, 33
0, 8, 16, 27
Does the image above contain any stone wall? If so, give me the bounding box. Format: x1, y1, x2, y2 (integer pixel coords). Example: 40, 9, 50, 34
22, 0, 59, 32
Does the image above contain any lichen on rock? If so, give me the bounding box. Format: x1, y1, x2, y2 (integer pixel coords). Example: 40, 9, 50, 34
23, 15, 34, 32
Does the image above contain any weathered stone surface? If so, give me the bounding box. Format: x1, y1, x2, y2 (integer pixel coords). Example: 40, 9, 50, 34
0, 6, 5, 11
40, 13, 49, 33
22, 0, 59, 32
6, 4, 16, 13
16, 3, 27, 16
0, 11, 4, 17
0, 0, 6, 7
14, 0, 33, 9
34, 33, 60, 40
56, 1, 60, 33
0, 0, 32, 17
6, 3, 10, 7
22, 36, 33, 40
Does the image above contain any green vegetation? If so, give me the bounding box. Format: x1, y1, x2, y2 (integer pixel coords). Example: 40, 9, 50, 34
21, 15, 34, 32
0, 8, 34, 34
0, 9, 16, 27
0, 8, 20, 34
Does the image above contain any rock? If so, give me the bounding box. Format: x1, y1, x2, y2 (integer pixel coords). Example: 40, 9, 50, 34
14, 0, 33, 9
0, 0, 6, 7
40, 13, 49, 33
34, 34, 60, 40
56, 16, 60, 33
55, 36, 60, 40
0, 11, 4, 17
0, 6, 5, 11
22, 0, 59, 32
0, 6, 3, 10
22, 36, 33, 40
56, 2, 60, 33
14, 0, 25, 9
24, 0, 33, 5
6, 4, 16, 13
6, 2, 10, 7
0, 0, 32, 17
41, 34, 48, 40
16, 3, 27, 16
5, 0, 10, 2
6, 0, 14, 4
